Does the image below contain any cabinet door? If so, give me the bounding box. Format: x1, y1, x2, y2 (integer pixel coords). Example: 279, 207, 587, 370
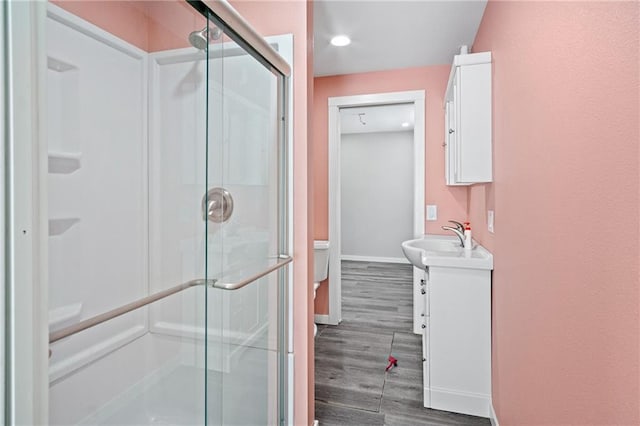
444, 53, 493, 186
413, 267, 426, 334
423, 268, 429, 317
422, 315, 430, 407
444, 100, 456, 185
429, 268, 491, 416
457, 64, 492, 183
445, 71, 468, 186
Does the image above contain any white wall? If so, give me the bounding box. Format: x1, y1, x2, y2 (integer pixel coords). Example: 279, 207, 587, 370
46, 7, 148, 383
340, 131, 414, 260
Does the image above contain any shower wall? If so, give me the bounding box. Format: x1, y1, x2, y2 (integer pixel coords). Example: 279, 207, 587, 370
47, 5, 148, 383
46, 3, 291, 424
46, 6, 187, 424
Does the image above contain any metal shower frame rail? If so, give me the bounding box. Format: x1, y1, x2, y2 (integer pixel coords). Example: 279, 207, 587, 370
192, 0, 291, 77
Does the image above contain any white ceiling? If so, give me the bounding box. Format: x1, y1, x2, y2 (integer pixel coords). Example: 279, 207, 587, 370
340, 103, 414, 134
313, 0, 488, 77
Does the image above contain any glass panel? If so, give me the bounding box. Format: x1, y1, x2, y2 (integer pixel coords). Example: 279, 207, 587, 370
46, 1, 220, 424
205, 15, 283, 425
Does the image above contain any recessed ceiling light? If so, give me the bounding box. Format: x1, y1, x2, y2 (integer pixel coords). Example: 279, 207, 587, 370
330, 35, 351, 47
401, 122, 410, 127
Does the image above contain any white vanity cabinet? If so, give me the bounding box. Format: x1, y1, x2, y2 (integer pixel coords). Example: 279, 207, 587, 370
421, 264, 492, 418
402, 234, 493, 417
444, 51, 492, 185
413, 268, 428, 334
419, 268, 430, 398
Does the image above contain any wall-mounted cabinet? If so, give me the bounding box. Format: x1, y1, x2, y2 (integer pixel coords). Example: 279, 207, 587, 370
444, 52, 492, 185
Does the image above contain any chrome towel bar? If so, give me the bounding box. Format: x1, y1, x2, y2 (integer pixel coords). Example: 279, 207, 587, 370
49, 255, 292, 344
212, 255, 292, 290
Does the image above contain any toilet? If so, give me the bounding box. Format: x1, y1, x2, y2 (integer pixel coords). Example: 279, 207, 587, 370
313, 240, 330, 336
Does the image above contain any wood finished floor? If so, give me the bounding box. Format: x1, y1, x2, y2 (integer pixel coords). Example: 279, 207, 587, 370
314, 260, 490, 426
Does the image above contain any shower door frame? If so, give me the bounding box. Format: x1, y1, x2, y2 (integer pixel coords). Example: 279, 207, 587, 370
3, 1, 49, 424
3, 0, 293, 423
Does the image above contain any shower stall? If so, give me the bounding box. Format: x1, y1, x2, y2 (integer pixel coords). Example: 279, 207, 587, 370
3, 0, 292, 424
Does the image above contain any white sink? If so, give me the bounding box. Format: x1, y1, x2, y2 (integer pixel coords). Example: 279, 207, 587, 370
401, 234, 493, 270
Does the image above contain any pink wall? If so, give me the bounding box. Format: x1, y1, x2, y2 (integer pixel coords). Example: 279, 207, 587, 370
51, 1, 202, 52
51, 1, 152, 51
306, 2, 316, 421
313, 66, 467, 314
228, 2, 315, 425
145, 1, 203, 52
469, 1, 639, 423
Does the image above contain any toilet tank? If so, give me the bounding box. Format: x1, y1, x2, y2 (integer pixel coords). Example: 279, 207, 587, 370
313, 240, 330, 283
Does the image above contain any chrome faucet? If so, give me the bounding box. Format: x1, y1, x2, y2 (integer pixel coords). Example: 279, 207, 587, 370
441, 225, 465, 247
448, 220, 465, 234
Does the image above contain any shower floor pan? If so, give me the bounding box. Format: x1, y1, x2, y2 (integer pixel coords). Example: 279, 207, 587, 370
76, 346, 273, 425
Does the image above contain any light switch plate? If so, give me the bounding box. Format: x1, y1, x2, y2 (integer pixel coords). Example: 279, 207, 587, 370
426, 205, 437, 221
488, 210, 494, 233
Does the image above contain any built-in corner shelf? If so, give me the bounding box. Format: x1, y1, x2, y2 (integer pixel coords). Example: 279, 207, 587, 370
48, 56, 77, 73
49, 302, 83, 332
49, 218, 80, 236
48, 151, 82, 174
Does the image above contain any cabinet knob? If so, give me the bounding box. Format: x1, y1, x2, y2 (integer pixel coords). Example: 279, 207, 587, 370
422, 358, 426, 362
420, 279, 425, 284
420, 313, 425, 317
421, 289, 426, 295
449, 128, 455, 134
421, 324, 426, 329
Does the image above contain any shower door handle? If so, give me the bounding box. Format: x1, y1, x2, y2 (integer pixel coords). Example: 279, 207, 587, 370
202, 187, 234, 223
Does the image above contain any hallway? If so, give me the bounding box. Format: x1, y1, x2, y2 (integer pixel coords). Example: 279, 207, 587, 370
314, 261, 490, 425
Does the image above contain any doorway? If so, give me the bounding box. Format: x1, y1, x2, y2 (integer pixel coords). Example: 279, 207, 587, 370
340, 104, 415, 263
323, 90, 425, 326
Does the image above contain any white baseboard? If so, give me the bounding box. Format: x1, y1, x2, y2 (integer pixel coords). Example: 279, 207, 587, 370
314, 314, 330, 325
490, 402, 499, 426
430, 387, 491, 418
341, 255, 409, 264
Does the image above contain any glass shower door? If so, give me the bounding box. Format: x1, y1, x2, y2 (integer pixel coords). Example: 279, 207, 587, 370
204, 10, 288, 425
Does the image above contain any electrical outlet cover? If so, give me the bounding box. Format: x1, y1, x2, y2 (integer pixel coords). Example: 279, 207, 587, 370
426, 205, 437, 221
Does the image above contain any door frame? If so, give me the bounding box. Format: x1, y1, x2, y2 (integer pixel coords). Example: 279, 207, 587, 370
324, 90, 426, 326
